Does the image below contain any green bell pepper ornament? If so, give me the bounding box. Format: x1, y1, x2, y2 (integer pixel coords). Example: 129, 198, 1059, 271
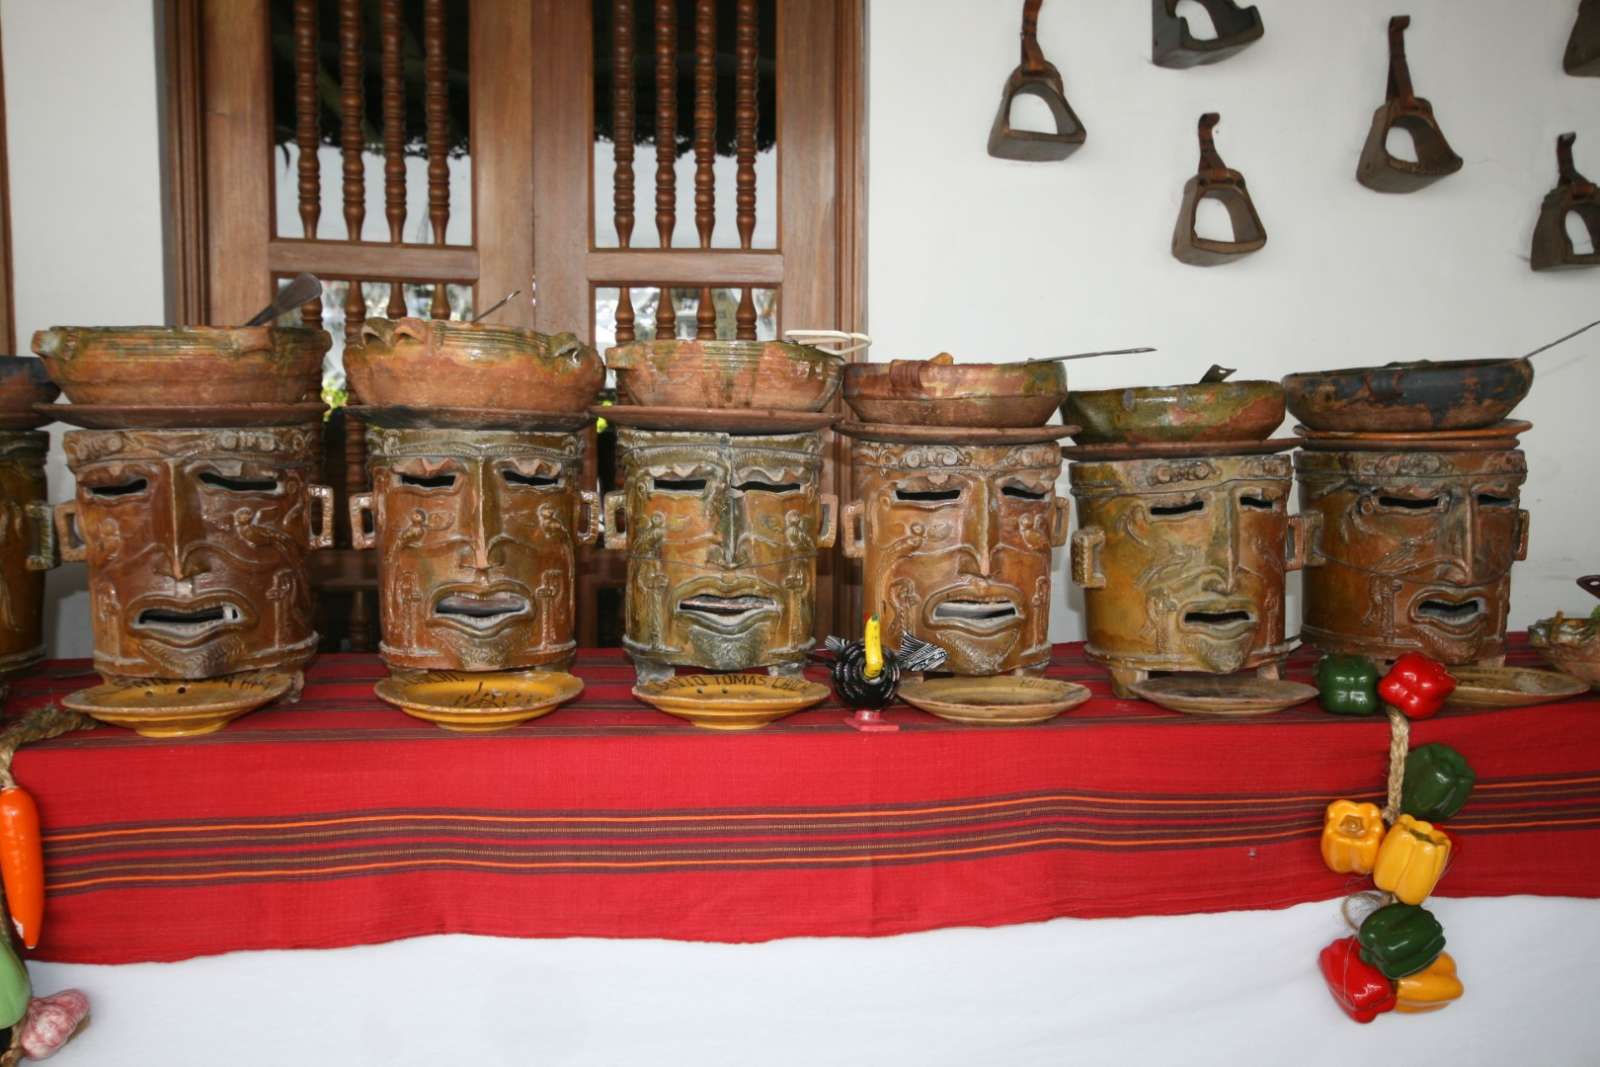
1315, 654, 1381, 715
0, 931, 29, 1029
1358, 902, 1446, 979
1402, 743, 1477, 821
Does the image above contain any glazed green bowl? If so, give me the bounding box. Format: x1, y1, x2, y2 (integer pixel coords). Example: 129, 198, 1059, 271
1529, 614, 1600, 689
844, 357, 1066, 427
1063, 379, 1284, 445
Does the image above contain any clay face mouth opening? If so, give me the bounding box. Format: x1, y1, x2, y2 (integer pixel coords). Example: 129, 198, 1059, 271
931, 599, 1021, 633
433, 592, 530, 630
1181, 607, 1256, 638
1416, 597, 1485, 627
133, 603, 243, 641
678, 594, 778, 630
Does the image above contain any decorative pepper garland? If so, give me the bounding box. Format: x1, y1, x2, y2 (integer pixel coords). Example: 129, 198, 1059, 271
0, 705, 96, 1062
1315, 652, 1472, 1021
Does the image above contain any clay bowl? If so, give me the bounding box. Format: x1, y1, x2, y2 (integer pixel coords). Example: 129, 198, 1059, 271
346, 318, 603, 413
33, 325, 329, 407
0, 357, 59, 428
1529, 614, 1600, 688
606, 339, 843, 412
844, 355, 1067, 427
1282, 358, 1533, 433
1063, 379, 1284, 445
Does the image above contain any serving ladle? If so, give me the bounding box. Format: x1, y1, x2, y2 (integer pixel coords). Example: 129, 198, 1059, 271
242, 273, 323, 328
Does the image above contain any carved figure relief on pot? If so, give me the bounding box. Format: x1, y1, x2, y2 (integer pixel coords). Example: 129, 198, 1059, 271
1295, 448, 1528, 666
1069, 452, 1313, 695
0, 432, 51, 676
604, 428, 836, 683
842, 439, 1069, 675
55, 426, 333, 680
351, 427, 597, 672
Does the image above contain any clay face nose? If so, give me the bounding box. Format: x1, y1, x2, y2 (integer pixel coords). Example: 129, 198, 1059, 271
957, 481, 996, 578
154, 469, 209, 582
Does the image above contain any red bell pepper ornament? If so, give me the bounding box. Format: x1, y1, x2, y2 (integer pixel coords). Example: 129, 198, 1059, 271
1379, 654, 1457, 720
1319, 936, 1397, 1023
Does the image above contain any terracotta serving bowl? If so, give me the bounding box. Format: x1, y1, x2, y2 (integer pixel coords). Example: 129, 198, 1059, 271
1529, 614, 1600, 688
844, 355, 1066, 427
1283, 358, 1533, 433
0, 357, 59, 426
33, 326, 328, 407
606, 339, 843, 411
1063, 379, 1284, 444
346, 318, 603, 413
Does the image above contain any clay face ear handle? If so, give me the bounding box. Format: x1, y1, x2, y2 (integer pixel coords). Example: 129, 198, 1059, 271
52, 501, 85, 563
1516, 509, 1530, 563
1070, 526, 1106, 589
602, 490, 628, 552
1286, 512, 1324, 572
24, 502, 57, 572
308, 484, 336, 550
841, 500, 865, 559
816, 493, 838, 550
577, 490, 601, 546
1050, 497, 1071, 548
349, 492, 376, 551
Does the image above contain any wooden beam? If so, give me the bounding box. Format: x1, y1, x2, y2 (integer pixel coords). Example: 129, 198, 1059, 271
585, 250, 786, 287
471, 0, 536, 326
201, 0, 273, 324
531, 0, 592, 337
159, 0, 209, 325
267, 239, 479, 281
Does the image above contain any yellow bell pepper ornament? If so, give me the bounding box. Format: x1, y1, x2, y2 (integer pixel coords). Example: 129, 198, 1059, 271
1373, 815, 1452, 905
1395, 952, 1464, 1013
1321, 800, 1385, 876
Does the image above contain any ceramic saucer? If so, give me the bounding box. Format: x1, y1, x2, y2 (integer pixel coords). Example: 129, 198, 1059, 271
897, 675, 1091, 726
1061, 437, 1298, 462
37, 402, 325, 430
375, 670, 584, 732
63, 671, 297, 738
346, 405, 594, 432
1293, 420, 1530, 452
631, 673, 830, 730
1130, 674, 1317, 717
1443, 665, 1589, 709
838, 422, 1080, 445
596, 406, 838, 434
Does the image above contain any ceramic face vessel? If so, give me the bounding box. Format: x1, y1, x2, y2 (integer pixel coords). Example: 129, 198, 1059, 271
1295, 448, 1528, 665
351, 427, 597, 672
0, 432, 51, 676
1069, 451, 1311, 696
604, 428, 836, 683
56, 425, 333, 680
842, 439, 1069, 675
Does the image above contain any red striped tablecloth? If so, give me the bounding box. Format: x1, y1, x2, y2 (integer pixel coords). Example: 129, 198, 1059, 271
4, 637, 1596, 964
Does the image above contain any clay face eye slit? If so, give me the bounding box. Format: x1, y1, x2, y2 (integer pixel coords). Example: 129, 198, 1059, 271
734, 480, 801, 494
652, 477, 707, 493
1001, 484, 1048, 501
398, 471, 457, 489
198, 472, 280, 493
1378, 494, 1442, 511
1149, 499, 1204, 517
501, 470, 560, 489
86, 479, 148, 498
1239, 493, 1279, 511
894, 487, 961, 503
1476, 493, 1515, 508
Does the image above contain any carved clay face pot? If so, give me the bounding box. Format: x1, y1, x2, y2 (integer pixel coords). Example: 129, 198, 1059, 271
603, 428, 836, 682
1069, 451, 1312, 696
841, 439, 1069, 675
1295, 448, 1528, 665
0, 432, 51, 676
351, 427, 597, 672
56, 425, 333, 680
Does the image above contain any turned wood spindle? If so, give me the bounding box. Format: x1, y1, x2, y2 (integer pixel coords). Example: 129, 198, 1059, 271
381, 0, 407, 319
614, 0, 637, 342
734, 0, 759, 340
424, 0, 451, 319
339, 0, 365, 243
654, 0, 677, 250
693, 0, 717, 339
294, 0, 323, 328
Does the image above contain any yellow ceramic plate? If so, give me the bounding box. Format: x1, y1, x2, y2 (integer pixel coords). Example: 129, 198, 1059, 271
1130, 674, 1317, 717
63, 672, 295, 738
1444, 666, 1589, 709
898, 675, 1091, 726
632, 674, 829, 730
376, 670, 583, 732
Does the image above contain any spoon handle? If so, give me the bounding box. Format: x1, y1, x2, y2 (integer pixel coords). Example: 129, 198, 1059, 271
1520, 318, 1600, 361
1026, 346, 1156, 365
243, 273, 322, 328
471, 290, 521, 324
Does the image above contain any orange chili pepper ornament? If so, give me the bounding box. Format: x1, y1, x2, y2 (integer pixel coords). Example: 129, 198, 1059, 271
0, 784, 44, 949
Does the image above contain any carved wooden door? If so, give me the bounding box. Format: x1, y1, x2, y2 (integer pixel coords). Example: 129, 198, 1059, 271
164, 0, 864, 649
